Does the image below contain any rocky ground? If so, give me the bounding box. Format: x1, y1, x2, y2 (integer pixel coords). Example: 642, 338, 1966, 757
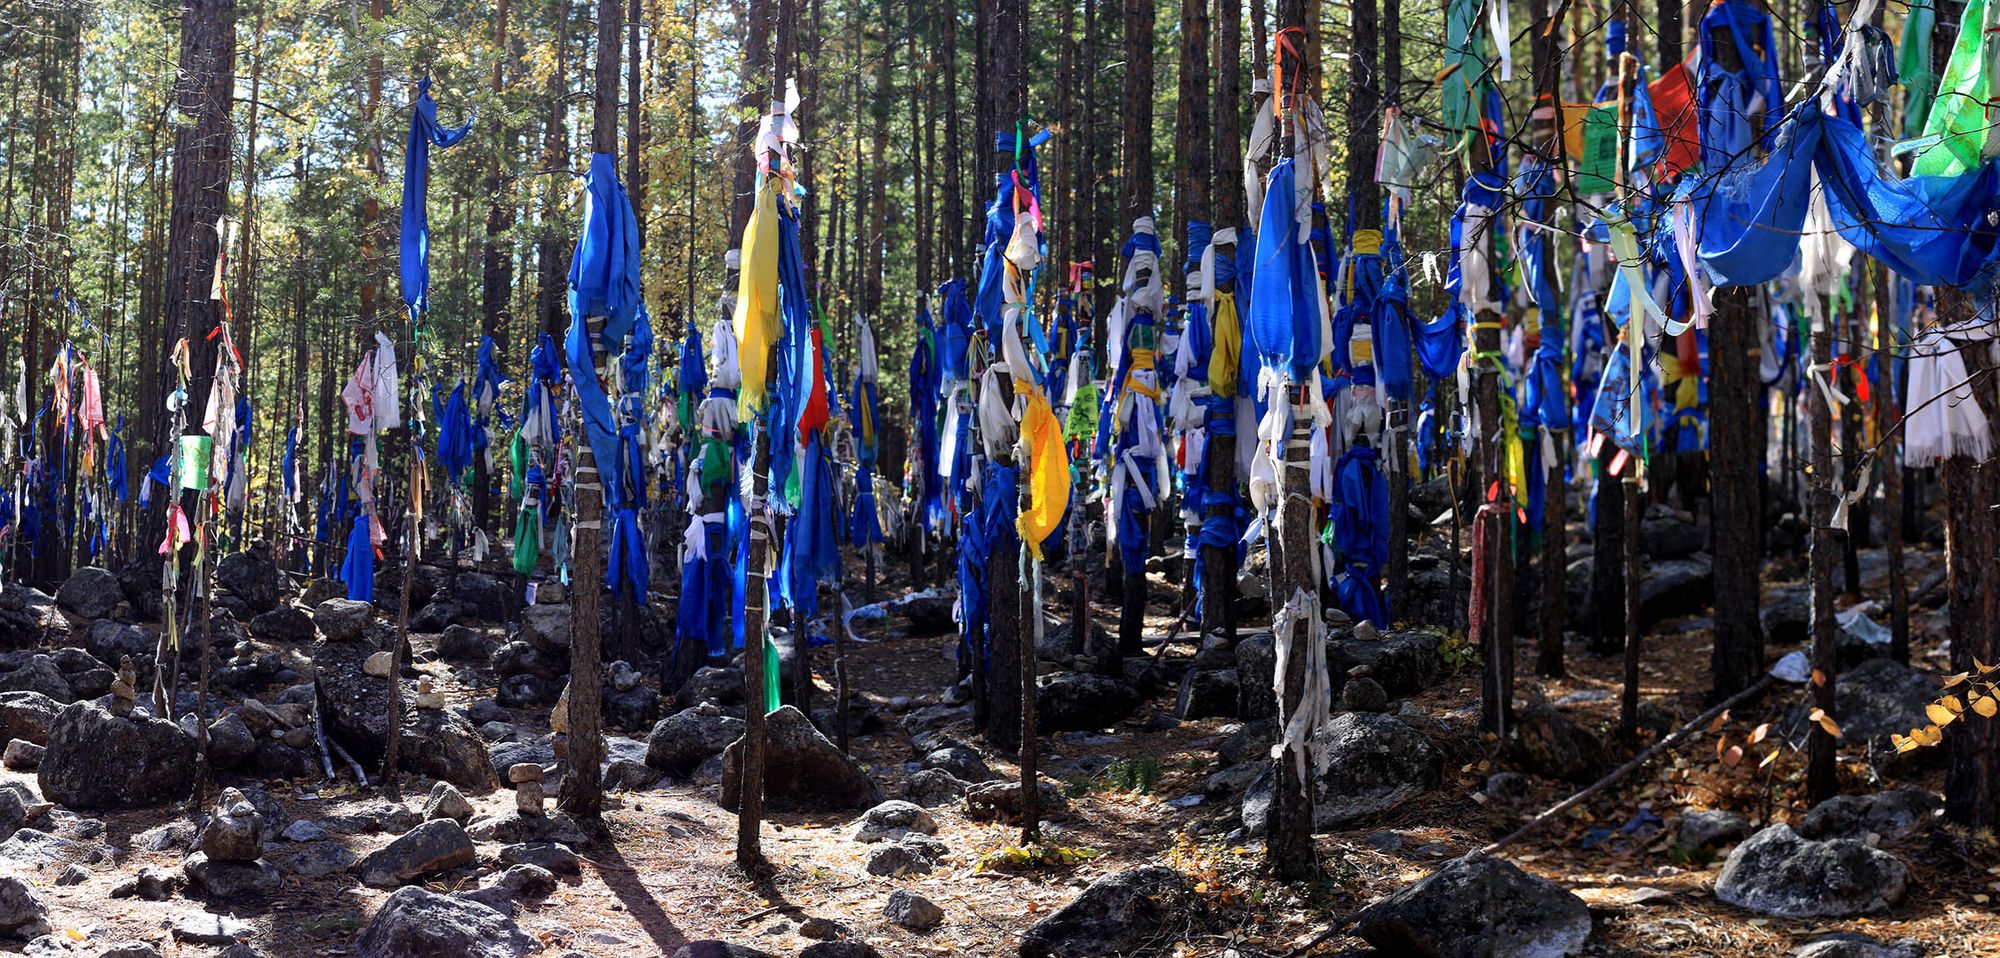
0, 493, 1990, 958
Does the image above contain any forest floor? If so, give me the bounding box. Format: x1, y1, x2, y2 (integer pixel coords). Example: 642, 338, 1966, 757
4, 527, 1999, 958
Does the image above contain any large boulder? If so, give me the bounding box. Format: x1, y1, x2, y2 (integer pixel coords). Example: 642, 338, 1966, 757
1037, 672, 1141, 732
1352, 856, 1592, 958
1798, 787, 1940, 842
518, 604, 571, 652
0, 876, 49, 940
1715, 824, 1908, 918
1018, 866, 1193, 958
645, 705, 745, 776
357, 818, 477, 888
1331, 630, 1444, 698
1785, 659, 1938, 756
56, 567, 124, 621
249, 605, 315, 646
1507, 695, 1608, 784
83, 621, 152, 667
0, 656, 72, 703
312, 599, 374, 643
719, 706, 882, 811
354, 886, 538, 958
450, 573, 507, 623
314, 637, 498, 792
0, 691, 62, 746
1242, 712, 1442, 832
215, 546, 283, 614
38, 701, 196, 809
1640, 504, 1705, 559
1174, 669, 1239, 720
1640, 554, 1714, 626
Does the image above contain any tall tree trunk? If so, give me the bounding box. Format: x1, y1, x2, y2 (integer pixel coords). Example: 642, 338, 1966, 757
1266, 0, 1319, 886
1530, 0, 1565, 676
539, 0, 574, 338
1709, 287, 1765, 697
939, 0, 964, 278
556, 0, 624, 822
479, 0, 517, 535
1940, 287, 1996, 826
1805, 294, 1839, 805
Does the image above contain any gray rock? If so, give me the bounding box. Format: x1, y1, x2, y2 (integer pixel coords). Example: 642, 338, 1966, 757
276, 843, 357, 879
669, 944, 776, 958
0, 656, 72, 703
248, 741, 319, 780
1798, 787, 1940, 842
1242, 712, 1442, 833
424, 781, 474, 823
38, 701, 196, 809
249, 605, 315, 645
463, 809, 590, 846
966, 779, 1068, 825
1218, 720, 1274, 766
1640, 503, 1704, 559
0, 828, 92, 866
1352, 856, 1592, 958
216, 548, 283, 613
1507, 695, 1608, 784
864, 840, 938, 877
168, 912, 252, 946
1174, 669, 1240, 720
3, 738, 43, 770
884, 889, 944, 931
108, 866, 177, 900
921, 744, 996, 783
1715, 824, 1908, 917
312, 598, 374, 642
1787, 659, 1938, 751
603, 758, 662, 791
450, 573, 506, 623
314, 636, 499, 792
56, 567, 123, 620
0, 691, 60, 745
675, 666, 744, 708
799, 944, 881, 958
93, 942, 163, 958
903, 768, 969, 807
436, 624, 493, 662
1484, 771, 1531, 801
0, 877, 48, 940
82, 622, 150, 667
355, 886, 538, 958
1792, 934, 1926, 958
1332, 630, 1444, 697
498, 841, 580, 875
644, 705, 744, 776
798, 916, 849, 940
1037, 672, 1142, 732
1679, 809, 1752, 849
852, 800, 937, 842
204, 713, 257, 771
1019, 866, 1192, 958
454, 863, 557, 917
52, 863, 87, 886
518, 604, 571, 651
357, 818, 477, 888
1340, 677, 1389, 713
281, 819, 329, 842
182, 853, 282, 898
719, 706, 883, 811
198, 789, 264, 861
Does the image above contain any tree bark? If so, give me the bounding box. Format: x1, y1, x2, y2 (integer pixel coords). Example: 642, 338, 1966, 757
555, 0, 625, 822
1940, 287, 1996, 826
1805, 294, 1840, 806
1709, 286, 1765, 698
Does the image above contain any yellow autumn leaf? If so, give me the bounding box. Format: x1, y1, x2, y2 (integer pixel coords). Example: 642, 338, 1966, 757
1945, 695, 1966, 714
1916, 724, 1945, 746
1945, 671, 1972, 688
1760, 749, 1781, 768
1810, 708, 1842, 738
1749, 723, 1771, 744
1975, 696, 1998, 718
1927, 703, 1958, 727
